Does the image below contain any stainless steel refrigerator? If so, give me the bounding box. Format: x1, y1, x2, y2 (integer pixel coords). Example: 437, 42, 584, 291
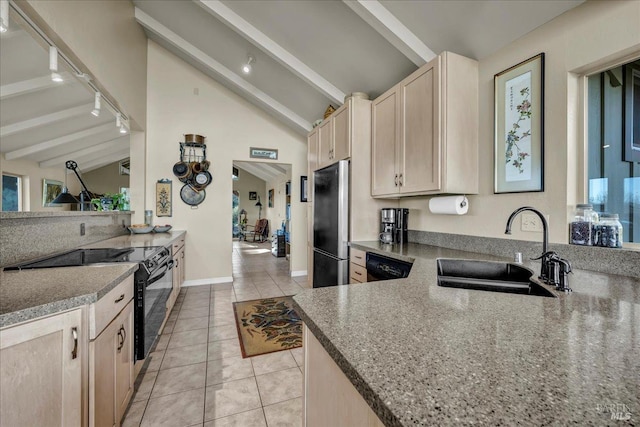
313, 160, 349, 287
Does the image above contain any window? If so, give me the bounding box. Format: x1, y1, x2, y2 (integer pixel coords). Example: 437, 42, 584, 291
2, 174, 22, 211
588, 60, 640, 243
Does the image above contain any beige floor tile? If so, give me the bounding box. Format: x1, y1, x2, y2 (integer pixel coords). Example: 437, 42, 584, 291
141, 387, 205, 427
154, 334, 171, 351
290, 348, 304, 367
151, 362, 207, 398
168, 328, 209, 349
257, 289, 285, 298
173, 316, 209, 332
206, 355, 254, 386
178, 306, 211, 319
208, 338, 242, 361
181, 298, 211, 309
121, 400, 147, 427
211, 283, 233, 291
187, 284, 212, 294
204, 377, 261, 421
250, 351, 297, 376
210, 306, 234, 319
209, 324, 238, 342
255, 367, 302, 406
161, 343, 208, 370
234, 291, 261, 302
145, 349, 165, 372
263, 398, 303, 427
210, 313, 235, 328
203, 408, 266, 427
162, 319, 176, 334
132, 370, 158, 402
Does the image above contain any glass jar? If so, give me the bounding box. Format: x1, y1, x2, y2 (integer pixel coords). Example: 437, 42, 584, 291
594, 213, 623, 248
570, 204, 598, 246
144, 210, 153, 226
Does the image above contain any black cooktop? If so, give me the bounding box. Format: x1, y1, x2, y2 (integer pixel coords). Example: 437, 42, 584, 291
4, 246, 164, 270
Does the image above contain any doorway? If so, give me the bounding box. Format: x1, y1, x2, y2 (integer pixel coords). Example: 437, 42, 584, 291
231, 161, 292, 272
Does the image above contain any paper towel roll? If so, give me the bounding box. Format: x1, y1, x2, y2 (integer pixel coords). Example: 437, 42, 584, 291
429, 196, 469, 215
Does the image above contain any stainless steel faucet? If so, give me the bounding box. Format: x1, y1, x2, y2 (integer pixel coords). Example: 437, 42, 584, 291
505, 206, 572, 292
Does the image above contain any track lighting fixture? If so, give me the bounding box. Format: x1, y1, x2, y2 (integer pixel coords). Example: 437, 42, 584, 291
242, 55, 255, 74
116, 112, 122, 128
0, 0, 9, 33
49, 46, 63, 82
91, 92, 101, 117
120, 124, 127, 134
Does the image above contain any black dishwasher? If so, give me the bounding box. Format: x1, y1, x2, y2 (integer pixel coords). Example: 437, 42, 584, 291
366, 252, 413, 282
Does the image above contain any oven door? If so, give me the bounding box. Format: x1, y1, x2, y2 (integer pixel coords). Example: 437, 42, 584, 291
135, 259, 174, 360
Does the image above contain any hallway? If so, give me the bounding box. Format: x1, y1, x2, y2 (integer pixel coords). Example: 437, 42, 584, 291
122, 240, 309, 427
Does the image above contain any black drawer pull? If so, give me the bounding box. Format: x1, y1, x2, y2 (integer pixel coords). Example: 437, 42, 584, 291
114, 294, 125, 303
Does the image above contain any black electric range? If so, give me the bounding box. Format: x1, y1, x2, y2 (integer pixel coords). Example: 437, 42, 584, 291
5, 245, 174, 361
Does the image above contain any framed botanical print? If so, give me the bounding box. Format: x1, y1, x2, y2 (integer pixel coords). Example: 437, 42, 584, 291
494, 53, 545, 193
42, 179, 63, 207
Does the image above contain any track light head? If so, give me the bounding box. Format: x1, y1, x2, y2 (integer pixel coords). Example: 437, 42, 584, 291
242, 55, 255, 75
49, 46, 63, 82
119, 125, 127, 134
91, 92, 101, 117
116, 112, 121, 128
0, 0, 8, 33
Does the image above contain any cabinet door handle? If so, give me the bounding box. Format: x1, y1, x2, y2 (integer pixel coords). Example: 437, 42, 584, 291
114, 294, 125, 303
394, 174, 399, 186
355, 271, 362, 276
71, 327, 78, 359
117, 325, 126, 353
399, 173, 403, 186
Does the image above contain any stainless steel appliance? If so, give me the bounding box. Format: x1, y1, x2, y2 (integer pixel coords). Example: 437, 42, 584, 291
5, 245, 174, 361
366, 252, 413, 282
313, 160, 349, 287
380, 208, 409, 244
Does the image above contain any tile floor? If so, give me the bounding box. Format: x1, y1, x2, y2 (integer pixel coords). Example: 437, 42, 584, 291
122, 240, 310, 427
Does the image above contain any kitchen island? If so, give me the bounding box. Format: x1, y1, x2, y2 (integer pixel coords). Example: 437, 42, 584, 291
292, 242, 639, 426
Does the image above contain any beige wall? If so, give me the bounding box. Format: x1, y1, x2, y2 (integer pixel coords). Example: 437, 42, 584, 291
82, 161, 130, 196
400, 0, 640, 245
146, 41, 308, 282
19, 0, 147, 130
233, 167, 266, 226
1, 155, 81, 211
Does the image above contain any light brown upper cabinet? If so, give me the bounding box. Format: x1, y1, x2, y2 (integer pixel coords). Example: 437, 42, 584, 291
307, 128, 318, 202
372, 52, 478, 198
316, 101, 352, 170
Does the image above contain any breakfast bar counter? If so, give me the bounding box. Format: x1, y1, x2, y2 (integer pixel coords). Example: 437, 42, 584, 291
293, 242, 639, 426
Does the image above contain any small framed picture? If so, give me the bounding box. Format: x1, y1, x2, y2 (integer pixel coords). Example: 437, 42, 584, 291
42, 179, 63, 207
300, 176, 308, 202
268, 189, 274, 208
249, 191, 257, 200
494, 53, 545, 193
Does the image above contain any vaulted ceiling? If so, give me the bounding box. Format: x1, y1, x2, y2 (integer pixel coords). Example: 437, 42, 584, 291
1, 0, 584, 172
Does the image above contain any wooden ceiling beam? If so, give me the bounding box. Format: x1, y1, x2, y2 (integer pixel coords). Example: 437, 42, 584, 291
75, 149, 130, 174
135, 8, 311, 133
4, 122, 115, 160
343, 0, 436, 66
195, 0, 345, 105
0, 103, 93, 137
0, 72, 73, 99
39, 136, 129, 168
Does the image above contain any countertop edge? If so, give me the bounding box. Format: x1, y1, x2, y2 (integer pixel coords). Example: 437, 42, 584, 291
0, 263, 139, 329
293, 299, 403, 427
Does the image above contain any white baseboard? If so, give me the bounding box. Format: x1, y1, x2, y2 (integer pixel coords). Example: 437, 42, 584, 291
291, 270, 308, 277
182, 277, 233, 287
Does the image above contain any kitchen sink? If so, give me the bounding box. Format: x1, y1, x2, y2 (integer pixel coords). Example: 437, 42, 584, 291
436, 259, 556, 298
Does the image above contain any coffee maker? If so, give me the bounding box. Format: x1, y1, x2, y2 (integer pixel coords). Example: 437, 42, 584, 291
380, 208, 409, 244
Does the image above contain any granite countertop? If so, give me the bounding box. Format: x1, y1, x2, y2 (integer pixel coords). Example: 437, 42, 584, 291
1, 210, 134, 219
293, 241, 640, 426
0, 231, 186, 328
0, 264, 138, 328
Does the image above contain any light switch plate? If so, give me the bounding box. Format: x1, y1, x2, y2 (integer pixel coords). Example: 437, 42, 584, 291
521, 213, 543, 232
80, 223, 85, 236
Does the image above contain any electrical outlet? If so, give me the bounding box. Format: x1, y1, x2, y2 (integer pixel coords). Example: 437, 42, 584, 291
80, 223, 85, 236
521, 213, 543, 232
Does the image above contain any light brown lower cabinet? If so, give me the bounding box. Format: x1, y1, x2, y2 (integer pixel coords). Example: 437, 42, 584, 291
90, 300, 134, 427
303, 325, 384, 427
0, 308, 85, 427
